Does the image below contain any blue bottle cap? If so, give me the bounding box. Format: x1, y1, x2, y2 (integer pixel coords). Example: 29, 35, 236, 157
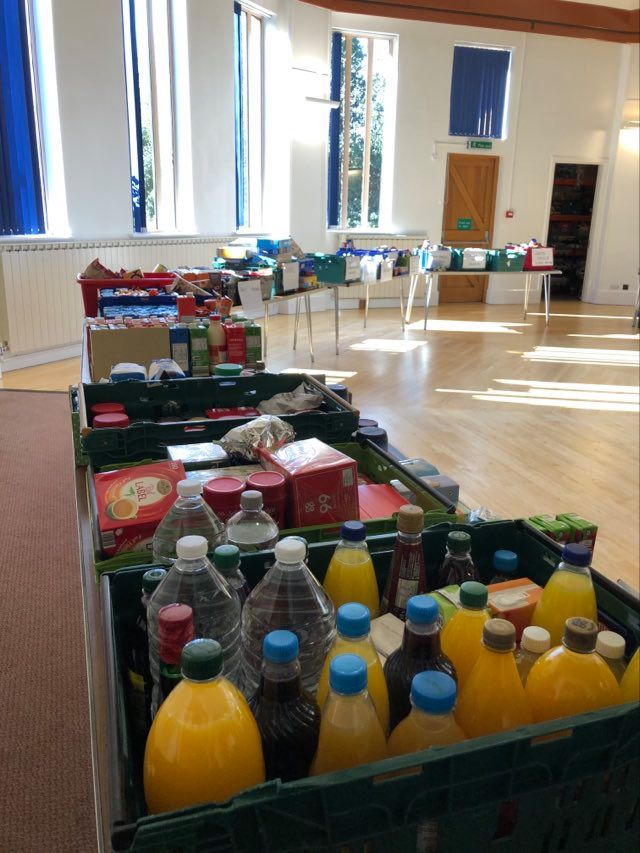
406, 595, 439, 625
411, 671, 457, 715
329, 654, 367, 695
337, 603, 370, 638
561, 543, 591, 567
263, 630, 299, 664
340, 520, 367, 542
493, 549, 518, 574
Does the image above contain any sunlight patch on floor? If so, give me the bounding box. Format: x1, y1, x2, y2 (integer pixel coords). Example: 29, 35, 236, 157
350, 339, 427, 353
493, 378, 639, 394
520, 346, 640, 367
280, 367, 358, 382
567, 333, 640, 341
527, 312, 634, 321
437, 384, 639, 412
407, 318, 529, 335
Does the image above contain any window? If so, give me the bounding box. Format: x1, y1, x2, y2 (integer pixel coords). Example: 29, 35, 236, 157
0, 0, 46, 236
122, 0, 176, 232
328, 31, 396, 230
449, 45, 511, 139
234, 2, 265, 230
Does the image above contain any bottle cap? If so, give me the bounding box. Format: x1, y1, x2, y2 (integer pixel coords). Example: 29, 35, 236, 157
209, 313, 221, 321
447, 531, 471, 554
142, 567, 166, 594
93, 412, 130, 429
563, 617, 598, 653
213, 544, 240, 572
246, 471, 286, 496
459, 581, 488, 609
90, 402, 126, 417
158, 604, 194, 665
176, 535, 208, 560
397, 505, 424, 534
240, 490, 263, 511
214, 363, 243, 376
337, 603, 370, 638
482, 618, 516, 651
275, 537, 306, 564
329, 654, 367, 695
181, 638, 223, 680
340, 520, 366, 542
411, 671, 457, 715
406, 595, 439, 625
177, 479, 203, 498
596, 630, 625, 660
520, 625, 551, 654
561, 543, 591, 567
493, 549, 518, 574
263, 630, 299, 664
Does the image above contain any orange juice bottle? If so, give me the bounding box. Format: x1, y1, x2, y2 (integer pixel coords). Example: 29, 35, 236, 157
144, 639, 265, 814
456, 619, 533, 738
311, 654, 388, 775
620, 649, 639, 703
526, 617, 621, 722
388, 672, 465, 756
323, 522, 379, 617
441, 581, 490, 686
531, 543, 597, 646
317, 603, 390, 734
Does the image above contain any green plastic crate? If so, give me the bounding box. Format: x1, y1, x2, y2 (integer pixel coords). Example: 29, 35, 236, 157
488, 250, 526, 272
102, 520, 639, 852
69, 385, 90, 467
81, 373, 359, 467
313, 254, 361, 284
90, 441, 457, 577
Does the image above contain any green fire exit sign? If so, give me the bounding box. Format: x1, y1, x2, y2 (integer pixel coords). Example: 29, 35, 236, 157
457, 218, 473, 230
467, 139, 493, 150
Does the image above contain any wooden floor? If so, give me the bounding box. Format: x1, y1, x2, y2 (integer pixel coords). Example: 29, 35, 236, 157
2, 299, 638, 589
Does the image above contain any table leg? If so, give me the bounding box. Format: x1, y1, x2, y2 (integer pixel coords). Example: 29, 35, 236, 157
544, 274, 551, 325
424, 273, 433, 331
304, 293, 315, 364
293, 296, 301, 350
263, 302, 269, 357
523, 274, 531, 320
405, 273, 418, 324
364, 283, 370, 329
333, 286, 340, 356
399, 277, 405, 332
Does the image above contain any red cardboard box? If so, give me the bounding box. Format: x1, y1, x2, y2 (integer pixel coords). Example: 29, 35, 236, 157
259, 438, 359, 527
358, 484, 409, 520
94, 460, 185, 555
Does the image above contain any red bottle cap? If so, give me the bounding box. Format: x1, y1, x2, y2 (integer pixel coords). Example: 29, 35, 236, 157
246, 471, 286, 498
93, 412, 130, 429
158, 603, 194, 665
90, 402, 126, 417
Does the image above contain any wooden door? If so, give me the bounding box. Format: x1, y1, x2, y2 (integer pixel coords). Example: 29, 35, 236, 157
440, 154, 499, 302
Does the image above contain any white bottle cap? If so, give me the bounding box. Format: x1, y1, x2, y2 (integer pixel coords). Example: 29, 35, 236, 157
596, 630, 625, 660
241, 490, 263, 511
177, 479, 203, 497
275, 537, 306, 564
176, 535, 208, 560
521, 625, 551, 654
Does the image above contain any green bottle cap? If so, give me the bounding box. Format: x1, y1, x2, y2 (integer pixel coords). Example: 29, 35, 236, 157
459, 580, 488, 609
213, 543, 241, 572
214, 363, 243, 376
181, 638, 223, 681
447, 530, 472, 554
142, 567, 166, 594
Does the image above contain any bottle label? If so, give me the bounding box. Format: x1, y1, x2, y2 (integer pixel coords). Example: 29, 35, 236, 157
208, 344, 227, 366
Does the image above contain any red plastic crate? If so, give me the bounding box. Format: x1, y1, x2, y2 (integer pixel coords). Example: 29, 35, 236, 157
75, 273, 176, 316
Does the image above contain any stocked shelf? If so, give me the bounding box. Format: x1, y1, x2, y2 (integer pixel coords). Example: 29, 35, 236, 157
553, 178, 596, 188
549, 214, 592, 222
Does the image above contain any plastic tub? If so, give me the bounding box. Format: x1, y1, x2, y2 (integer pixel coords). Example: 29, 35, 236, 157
76, 273, 175, 317
203, 477, 245, 523
246, 471, 287, 528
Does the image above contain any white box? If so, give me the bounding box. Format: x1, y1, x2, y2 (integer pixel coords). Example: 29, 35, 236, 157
280, 261, 300, 293
344, 255, 362, 282
379, 258, 394, 282
462, 248, 488, 270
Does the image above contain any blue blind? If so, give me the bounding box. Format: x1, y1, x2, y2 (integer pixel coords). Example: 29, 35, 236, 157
449, 46, 511, 139
233, 2, 245, 229
0, 0, 45, 235
326, 31, 342, 228
126, 0, 146, 232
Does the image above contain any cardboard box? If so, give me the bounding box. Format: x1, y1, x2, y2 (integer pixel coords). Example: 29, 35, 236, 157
358, 483, 409, 520
556, 513, 598, 551
260, 438, 359, 527
89, 326, 171, 382
528, 514, 572, 543
487, 578, 543, 643
94, 460, 185, 556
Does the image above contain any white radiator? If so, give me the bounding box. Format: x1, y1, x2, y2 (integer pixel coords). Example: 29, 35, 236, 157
0, 235, 230, 358
336, 233, 427, 300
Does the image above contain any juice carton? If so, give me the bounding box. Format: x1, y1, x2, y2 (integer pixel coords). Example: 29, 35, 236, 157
555, 513, 598, 551
259, 438, 359, 527
94, 460, 186, 556
430, 585, 462, 625
169, 325, 190, 376
528, 514, 572, 543
188, 325, 209, 377
487, 578, 543, 642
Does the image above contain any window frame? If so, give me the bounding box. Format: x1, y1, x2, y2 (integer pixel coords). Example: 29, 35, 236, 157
234, 1, 268, 232
328, 29, 397, 232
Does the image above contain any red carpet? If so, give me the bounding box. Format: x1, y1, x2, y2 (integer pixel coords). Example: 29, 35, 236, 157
0, 390, 96, 852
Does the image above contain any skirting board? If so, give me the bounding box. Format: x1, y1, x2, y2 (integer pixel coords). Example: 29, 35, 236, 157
0, 342, 82, 373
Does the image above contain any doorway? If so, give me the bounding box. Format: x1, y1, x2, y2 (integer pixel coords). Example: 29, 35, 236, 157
439, 153, 500, 303
547, 163, 598, 299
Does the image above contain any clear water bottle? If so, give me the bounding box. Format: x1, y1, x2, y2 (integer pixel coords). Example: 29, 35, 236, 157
226, 490, 279, 553
147, 535, 241, 716
213, 544, 250, 606
152, 480, 226, 567
241, 537, 336, 697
